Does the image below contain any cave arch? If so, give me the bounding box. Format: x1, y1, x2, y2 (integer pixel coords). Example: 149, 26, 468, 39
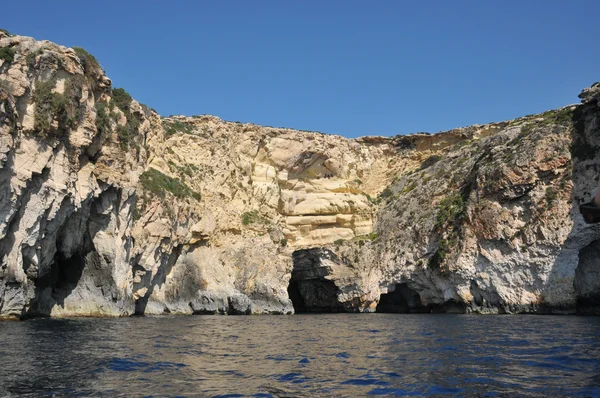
287, 249, 344, 313
22, 189, 125, 318
376, 283, 467, 313
376, 283, 428, 313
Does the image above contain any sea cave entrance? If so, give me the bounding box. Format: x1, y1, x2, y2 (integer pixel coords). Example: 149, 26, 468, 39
287, 249, 344, 313
376, 283, 428, 313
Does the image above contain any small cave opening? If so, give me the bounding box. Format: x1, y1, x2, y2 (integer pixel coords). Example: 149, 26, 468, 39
51, 250, 88, 305
287, 249, 344, 313
23, 190, 120, 318
25, 233, 93, 317
574, 239, 600, 314
376, 283, 428, 313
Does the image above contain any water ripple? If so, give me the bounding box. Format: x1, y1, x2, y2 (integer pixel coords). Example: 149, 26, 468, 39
0, 314, 599, 396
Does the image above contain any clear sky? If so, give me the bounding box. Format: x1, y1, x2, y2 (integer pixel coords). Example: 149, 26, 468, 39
2, 1, 599, 138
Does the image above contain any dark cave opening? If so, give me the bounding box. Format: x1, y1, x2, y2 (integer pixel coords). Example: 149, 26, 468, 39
25, 241, 93, 317
51, 250, 88, 305
376, 284, 467, 314
574, 239, 600, 314
287, 279, 306, 312
287, 249, 344, 313
376, 283, 428, 313
287, 278, 342, 313
23, 190, 120, 318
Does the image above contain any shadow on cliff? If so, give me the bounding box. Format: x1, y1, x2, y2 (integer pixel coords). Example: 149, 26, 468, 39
133, 241, 213, 316
24, 188, 123, 318
133, 244, 183, 316
541, 101, 600, 314
25, 219, 92, 318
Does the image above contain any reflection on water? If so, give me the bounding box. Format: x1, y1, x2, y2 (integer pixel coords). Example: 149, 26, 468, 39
0, 314, 599, 397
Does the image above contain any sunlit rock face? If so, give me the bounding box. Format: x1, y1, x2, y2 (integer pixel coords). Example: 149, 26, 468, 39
1, 30, 600, 318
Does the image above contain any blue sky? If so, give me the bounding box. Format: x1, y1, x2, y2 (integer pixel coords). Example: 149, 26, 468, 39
2, 1, 599, 138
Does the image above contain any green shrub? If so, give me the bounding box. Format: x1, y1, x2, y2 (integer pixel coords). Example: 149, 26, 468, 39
242, 212, 253, 225
95, 101, 112, 135
0, 28, 11, 36
111, 88, 133, 113
140, 168, 201, 200
429, 238, 447, 270
503, 151, 515, 163
428, 188, 471, 272
379, 187, 393, 199
456, 157, 467, 167
110, 87, 143, 150
429, 233, 460, 272
117, 115, 140, 150
334, 239, 345, 246
521, 107, 574, 136
280, 238, 288, 247
368, 232, 379, 241
72, 46, 104, 91
546, 107, 573, 126
545, 187, 557, 205
402, 181, 418, 193
26, 48, 43, 67
33, 76, 83, 138
72, 47, 101, 74
420, 155, 442, 170
163, 119, 194, 137
33, 78, 60, 135
453, 139, 471, 150
168, 160, 201, 178
241, 210, 269, 226
0, 46, 16, 63
362, 192, 376, 204
435, 192, 466, 229
62, 74, 84, 120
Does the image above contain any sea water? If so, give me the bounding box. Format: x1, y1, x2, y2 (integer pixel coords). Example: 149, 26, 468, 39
1, 314, 599, 397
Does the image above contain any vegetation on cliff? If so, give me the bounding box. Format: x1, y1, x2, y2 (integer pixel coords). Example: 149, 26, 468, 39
429, 191, 468, 271
33, 76, 83, 138
0, 29, 15, 63
0, 46, 15, 63
110, 87, 142, 150
163, 119, 194, 136
140, 168, 201, 200
72, 46, 103, 88
241, 210, 270, 226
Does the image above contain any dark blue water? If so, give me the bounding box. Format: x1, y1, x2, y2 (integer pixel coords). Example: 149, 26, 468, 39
1, 314, 600, 397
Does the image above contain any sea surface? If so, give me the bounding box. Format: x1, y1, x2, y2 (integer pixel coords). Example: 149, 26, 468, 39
1, 314, 600, 397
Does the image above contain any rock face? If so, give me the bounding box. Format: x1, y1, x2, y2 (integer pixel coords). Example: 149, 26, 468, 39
1, 31, 600, 319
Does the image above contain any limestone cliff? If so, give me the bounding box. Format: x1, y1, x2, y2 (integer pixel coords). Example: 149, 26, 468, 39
1, 31, 599, 319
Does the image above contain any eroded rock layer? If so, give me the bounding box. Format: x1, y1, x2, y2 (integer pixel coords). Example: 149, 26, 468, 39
1, 31, 600, 318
